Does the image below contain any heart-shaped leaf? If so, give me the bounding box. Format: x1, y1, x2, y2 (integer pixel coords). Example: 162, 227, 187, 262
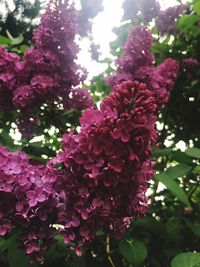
171, 252, 200, 267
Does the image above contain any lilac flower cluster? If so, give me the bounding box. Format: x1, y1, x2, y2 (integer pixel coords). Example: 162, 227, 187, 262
141, 0, 160, 23
156, 4, 186, 34
116, 27, 154, 73
14, 0, 87, 109
122, 0, 186, 32
136, 58, 179, 107
0, 146, 58, 261
78, 0, 103, 37
47, 81, 157, 253
0, 0, 93, 137
64, 88, 94, 111
107, 26, 179, 109
122, 0, 160, 23
107, 27, 153, 87
182, 57, 199, 78
0, 47, 20, 111
0, 81, 158, 260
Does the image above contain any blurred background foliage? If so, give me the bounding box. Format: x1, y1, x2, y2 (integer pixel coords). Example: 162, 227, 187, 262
1, 0, 200, 266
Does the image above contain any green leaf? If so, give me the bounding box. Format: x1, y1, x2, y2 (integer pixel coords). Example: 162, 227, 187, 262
171, 151, 193, 164
191, 223, 200, 238
133, 217, 166, 239
166, 218, 184, 242
155, 173, 191, 207
96, 229, 104, 236
7, 235, 39, 267
166, 163, 192, 179
69, 256, 86, 267
0, 131, 21, 151
6, 31, 24, 46
178, 15, 198, 29
185, 220, 200, 238
171, 252, 200, 267
46, 234, 68, 263
194, 0, 200, 15
119, 239, 147, 267
99, 57, 112, 64
152, 147, 172, 157
0, 239, 8, 252
193, 165, 200, 174
20, 44, 29, 53
185, 148, 200, 159
0, 35, 11, 45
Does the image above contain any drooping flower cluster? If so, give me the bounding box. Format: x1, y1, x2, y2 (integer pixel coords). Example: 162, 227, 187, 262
78, 0, 103, 37
107, 27, 153, 87
182, 57, 199, 78
90, 42, 101, 61
135, 58, 179, 107
14, 0, 87, 109
64, 87, 94, 111
47, 81, 157, 252
122, 0, 186, 31
0, 146, 59, 261
0, 0, 93, 137
156, 4, 186, 34
0, 47, 20, 111
122, 0, 160, 23
0, 81, 158, 260
107, 26, 179, 109
116, 27, 154, 73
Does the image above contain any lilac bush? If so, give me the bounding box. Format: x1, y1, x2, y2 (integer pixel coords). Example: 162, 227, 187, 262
0, 0, 182, 264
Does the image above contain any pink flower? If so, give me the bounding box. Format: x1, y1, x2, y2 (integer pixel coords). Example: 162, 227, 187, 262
48, 81, 158, 251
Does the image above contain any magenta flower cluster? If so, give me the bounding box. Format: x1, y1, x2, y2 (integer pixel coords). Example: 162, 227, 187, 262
0, 146, 58, 261
136, 58, 180, 107
107, 26, 179, 109
48, 80, 157, 249
182, 57, 199, 77
122, 0, 186, 35
0, 0, 93, 136
156, 4, 186, 34
0, 81, 158, 260
78, 0, 103, 37
122, 0, 160, 23
0, 47, 20, 111
64, 87, 94, 111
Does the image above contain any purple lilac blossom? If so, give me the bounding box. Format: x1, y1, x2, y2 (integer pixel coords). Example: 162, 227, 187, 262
0, 0, 93, 138
107, 27, 154, 86
107, 26, 179, 109
156, 4, 186, 34
15, 0, 87, 108
135, 58, 179, 107
78, 0, 103, 37
0, 47, 20, 111
47, 81, 157, 254
122, 0, 160, 23
64, 88, 94, 110
182, 57, 199, 78
0, 81, 158, 260
0, 145, 59, 261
